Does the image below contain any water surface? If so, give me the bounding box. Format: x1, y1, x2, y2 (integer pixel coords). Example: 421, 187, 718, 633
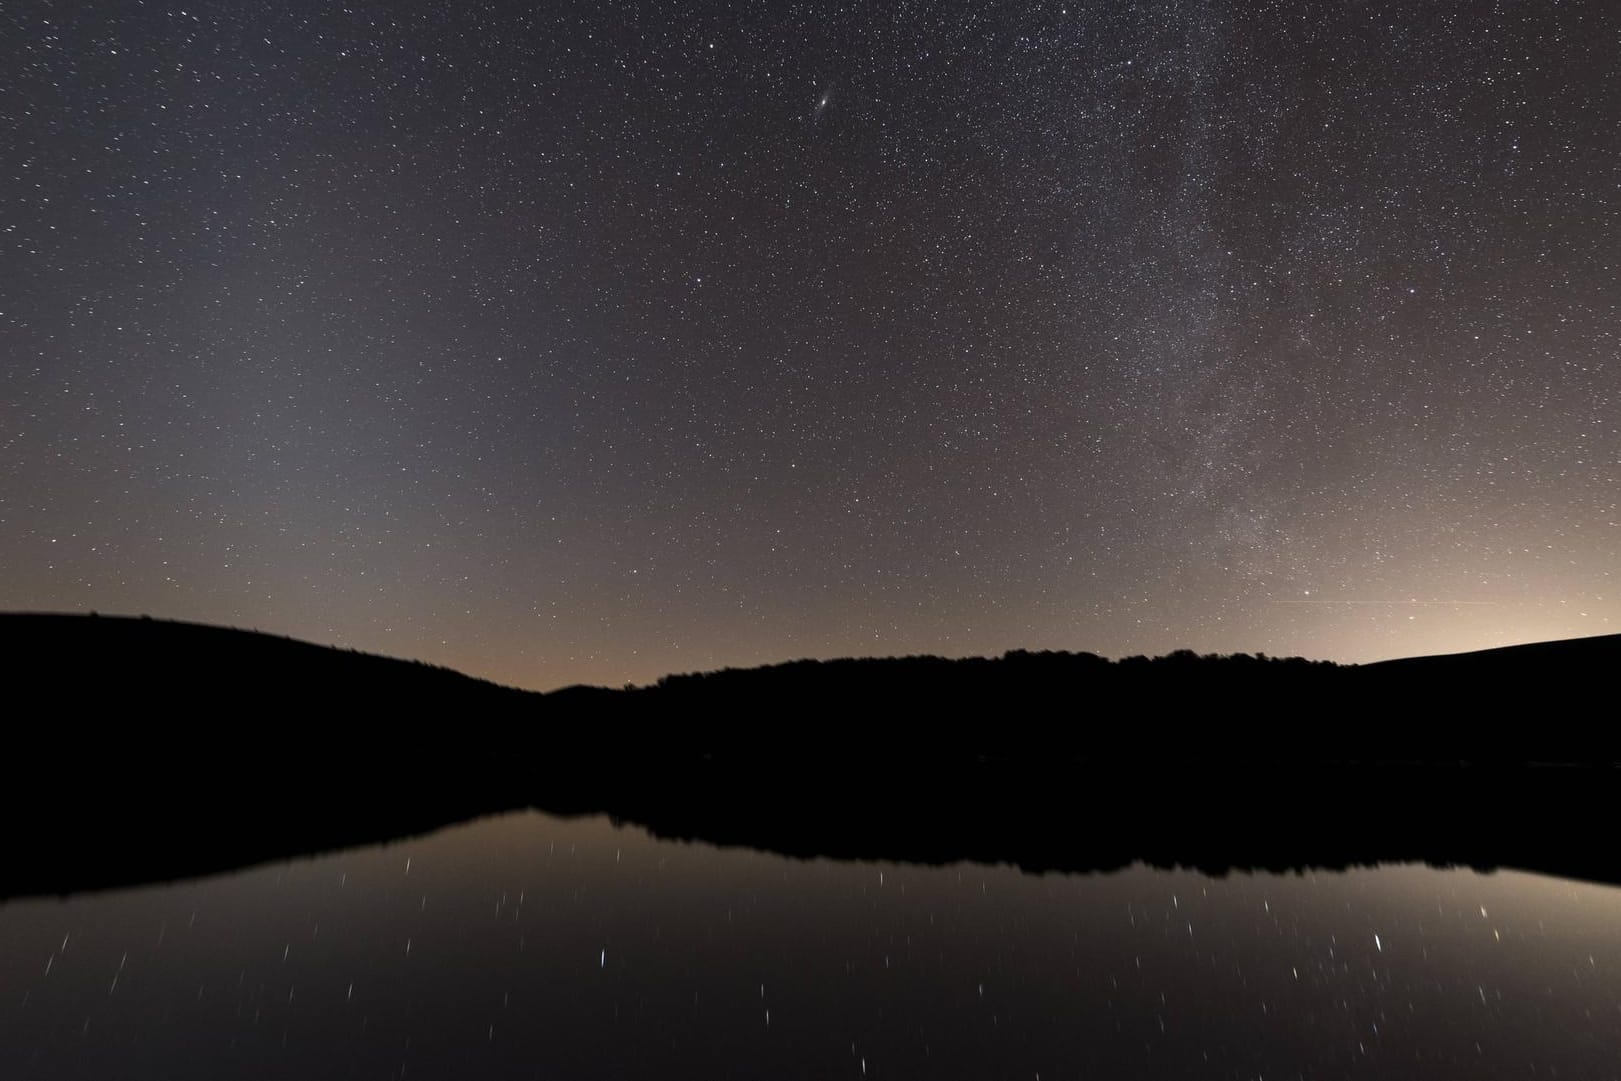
2, 811, 1617, 1079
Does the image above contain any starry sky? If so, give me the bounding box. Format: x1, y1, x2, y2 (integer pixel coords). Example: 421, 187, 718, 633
3, 0, 1617, 690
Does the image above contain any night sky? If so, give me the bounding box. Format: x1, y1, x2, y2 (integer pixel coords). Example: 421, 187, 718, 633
4, 1, 1617, 690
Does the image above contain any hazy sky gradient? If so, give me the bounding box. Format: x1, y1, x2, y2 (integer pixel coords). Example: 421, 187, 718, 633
3, 0, 1616, 688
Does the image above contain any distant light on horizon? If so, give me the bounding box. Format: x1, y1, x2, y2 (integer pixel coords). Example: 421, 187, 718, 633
1, 2, 1615, 691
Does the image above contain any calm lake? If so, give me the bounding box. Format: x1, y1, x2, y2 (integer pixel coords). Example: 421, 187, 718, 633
1, 810, 1616, 1079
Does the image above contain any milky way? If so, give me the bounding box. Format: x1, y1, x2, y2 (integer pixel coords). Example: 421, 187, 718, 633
3, 1, 1617, 688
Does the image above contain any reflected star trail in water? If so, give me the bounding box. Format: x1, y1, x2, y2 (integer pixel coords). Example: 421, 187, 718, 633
3, 812, 1620, 1079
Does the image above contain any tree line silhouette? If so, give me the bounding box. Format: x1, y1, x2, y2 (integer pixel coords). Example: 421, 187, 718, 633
1, 612, 1615, 898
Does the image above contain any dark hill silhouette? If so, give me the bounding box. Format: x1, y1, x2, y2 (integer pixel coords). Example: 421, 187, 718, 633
4, 611, 535, 713
1, 612, 1616, 899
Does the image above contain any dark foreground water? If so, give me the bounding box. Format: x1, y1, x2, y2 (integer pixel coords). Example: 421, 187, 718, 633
2, 812, 1618, 1080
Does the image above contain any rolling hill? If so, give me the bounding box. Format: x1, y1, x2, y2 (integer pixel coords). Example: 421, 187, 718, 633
1, 612, 1616, 898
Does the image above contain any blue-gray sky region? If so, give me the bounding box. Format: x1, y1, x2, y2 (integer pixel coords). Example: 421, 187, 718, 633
3, 1, 1616, 689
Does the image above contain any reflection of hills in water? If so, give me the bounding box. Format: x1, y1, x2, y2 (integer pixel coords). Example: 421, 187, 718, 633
2, 612, 1617, 899
4, 809, 1619, 1081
